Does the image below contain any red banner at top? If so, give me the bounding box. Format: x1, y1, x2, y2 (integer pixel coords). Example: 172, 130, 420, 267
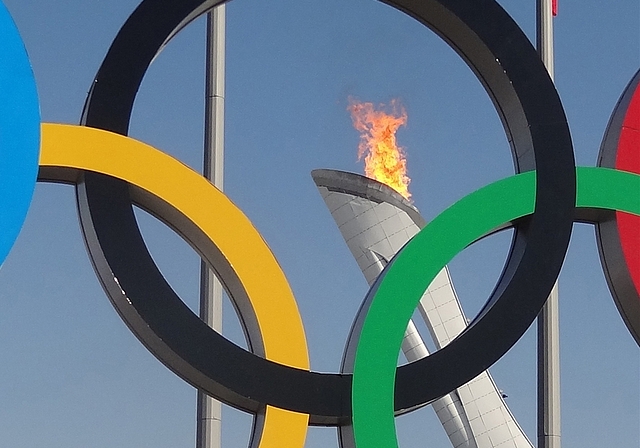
552, 0, 558, 16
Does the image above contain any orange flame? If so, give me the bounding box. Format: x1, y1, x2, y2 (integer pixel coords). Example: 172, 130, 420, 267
348, 98, 411, 200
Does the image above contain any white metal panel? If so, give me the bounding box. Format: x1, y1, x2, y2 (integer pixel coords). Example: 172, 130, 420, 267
314, 172, 533, 448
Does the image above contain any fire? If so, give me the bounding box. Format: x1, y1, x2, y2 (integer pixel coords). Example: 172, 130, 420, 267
348, 98, 411, 200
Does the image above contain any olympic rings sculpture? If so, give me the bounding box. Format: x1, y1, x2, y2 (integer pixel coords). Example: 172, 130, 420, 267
1, 0, 638, 447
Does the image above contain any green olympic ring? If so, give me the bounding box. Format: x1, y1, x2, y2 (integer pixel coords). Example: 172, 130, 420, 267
351, 166, 640, 448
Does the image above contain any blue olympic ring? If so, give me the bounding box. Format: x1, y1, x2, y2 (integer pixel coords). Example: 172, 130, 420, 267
0, 1, 40, 266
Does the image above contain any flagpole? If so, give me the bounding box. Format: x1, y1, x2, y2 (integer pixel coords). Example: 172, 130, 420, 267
196, 5, 225, 448
537, 2, 561, 447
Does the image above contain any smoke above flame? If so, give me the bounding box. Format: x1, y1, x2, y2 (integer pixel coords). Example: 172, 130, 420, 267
348, 98, 411, 200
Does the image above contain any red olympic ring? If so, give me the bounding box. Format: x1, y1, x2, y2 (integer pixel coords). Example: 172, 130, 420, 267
597, 69, 640, 345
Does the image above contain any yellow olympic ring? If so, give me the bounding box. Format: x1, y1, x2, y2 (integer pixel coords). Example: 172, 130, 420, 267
39, 123, 308, 448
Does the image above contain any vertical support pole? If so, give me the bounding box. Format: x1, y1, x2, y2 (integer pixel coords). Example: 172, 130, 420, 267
537, 285, 561, 448
196, 5, 225, 448
537, 3, 561, 448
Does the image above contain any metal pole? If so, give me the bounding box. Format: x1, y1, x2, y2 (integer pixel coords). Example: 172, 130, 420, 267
196, 6, 225, 448
537, 2, 561, 447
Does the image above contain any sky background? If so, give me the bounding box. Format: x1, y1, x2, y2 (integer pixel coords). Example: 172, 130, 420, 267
0, 0, 638, 447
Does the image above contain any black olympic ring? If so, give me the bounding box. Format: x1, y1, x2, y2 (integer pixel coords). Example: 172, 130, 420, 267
75, 0, 575, 425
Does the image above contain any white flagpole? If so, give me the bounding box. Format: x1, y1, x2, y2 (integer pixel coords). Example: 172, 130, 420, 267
196, 5, 225, 448
537, 2, 561, 447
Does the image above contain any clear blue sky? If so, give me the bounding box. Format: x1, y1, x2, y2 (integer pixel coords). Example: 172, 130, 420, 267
0, 0, 638, 447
